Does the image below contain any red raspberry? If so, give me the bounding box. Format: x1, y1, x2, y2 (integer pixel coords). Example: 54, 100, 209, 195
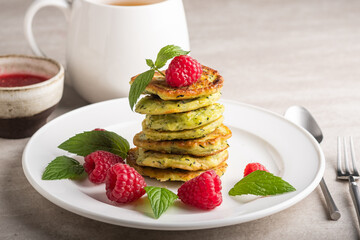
243, 163, 269, 177
93, 128, 105, 131
83, 150, 124, 184
165, 55, 202, 88
105, 163, 146, 203
177, 170, 222, 210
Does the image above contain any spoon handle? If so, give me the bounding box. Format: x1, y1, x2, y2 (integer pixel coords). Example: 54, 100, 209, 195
319, 178, 341, 220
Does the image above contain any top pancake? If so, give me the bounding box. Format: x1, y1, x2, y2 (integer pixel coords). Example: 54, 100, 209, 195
130, 65, 224, 100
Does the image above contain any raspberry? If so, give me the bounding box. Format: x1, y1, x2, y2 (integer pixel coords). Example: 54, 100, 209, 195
177, 170, 222, 209
105, 163, 146, 203
93, 128, 105, 131
243, 163, 269, 177
83, 150, 124, 184
165, 55, 202, 88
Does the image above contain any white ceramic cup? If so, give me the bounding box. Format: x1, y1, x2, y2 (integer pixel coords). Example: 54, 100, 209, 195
24, 0, 190, 103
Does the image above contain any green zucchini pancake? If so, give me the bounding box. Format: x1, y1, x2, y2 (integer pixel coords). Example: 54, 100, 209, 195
141, 116, 224, 141
130, 65, 224, 100
135, 92, 221, 115
133, 124, 231, 156
144, 103, 224, 131
127, 148, 228, 182
135, 147, 228, 171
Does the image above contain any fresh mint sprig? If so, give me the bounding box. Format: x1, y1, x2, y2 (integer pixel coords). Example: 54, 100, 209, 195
145, 186, 178, 219
228, 171, 296, 196
128, 69, 155, 112
58, 130, 130, 159
42, 156, 85, 180
129, 45, 189, 110
154, 45, 190, 69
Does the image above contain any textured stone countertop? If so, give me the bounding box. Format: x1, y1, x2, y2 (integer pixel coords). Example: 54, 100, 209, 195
1, 0, 360, 239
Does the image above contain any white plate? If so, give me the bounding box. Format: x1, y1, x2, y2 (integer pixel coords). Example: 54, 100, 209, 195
22, 98, 324, 230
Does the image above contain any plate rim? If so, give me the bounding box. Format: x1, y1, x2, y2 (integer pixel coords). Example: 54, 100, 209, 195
22, 98, 325, 230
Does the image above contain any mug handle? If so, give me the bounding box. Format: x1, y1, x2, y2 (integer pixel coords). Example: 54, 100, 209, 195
24, 0, 71, 57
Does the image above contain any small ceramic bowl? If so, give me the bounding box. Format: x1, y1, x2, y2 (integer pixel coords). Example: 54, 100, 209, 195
0, 55, 64, 139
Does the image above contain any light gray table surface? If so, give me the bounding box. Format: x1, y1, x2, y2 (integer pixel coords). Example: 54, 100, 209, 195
1, 0, 360, 239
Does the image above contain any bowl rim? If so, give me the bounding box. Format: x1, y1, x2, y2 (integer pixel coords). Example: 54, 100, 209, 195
0, 54, 64, 91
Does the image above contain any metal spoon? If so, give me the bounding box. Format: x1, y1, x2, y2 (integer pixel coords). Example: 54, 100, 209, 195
284, 105, 341, 220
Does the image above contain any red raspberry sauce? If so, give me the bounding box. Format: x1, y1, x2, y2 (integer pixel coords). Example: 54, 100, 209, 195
0, 74, 49, 87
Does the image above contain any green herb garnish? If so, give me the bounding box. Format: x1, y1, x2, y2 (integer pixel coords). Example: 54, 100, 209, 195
145, 186, 178, 219
228, 171, 296, 196
42, 156, 85, 180
58, 130, 129, 159
129, 45, 189, 110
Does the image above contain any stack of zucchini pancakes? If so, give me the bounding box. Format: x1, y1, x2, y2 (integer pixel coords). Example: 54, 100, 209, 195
127, 65, 232, 181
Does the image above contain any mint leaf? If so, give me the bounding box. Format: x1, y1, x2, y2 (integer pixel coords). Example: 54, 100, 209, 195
42, 156, 85, 180
228, 171, 296, 196
129, 69, 155, 110
145, 186, 178, 219
146, 59, 155, 68
154, 45, 190, 69
58, 130, 130, 159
